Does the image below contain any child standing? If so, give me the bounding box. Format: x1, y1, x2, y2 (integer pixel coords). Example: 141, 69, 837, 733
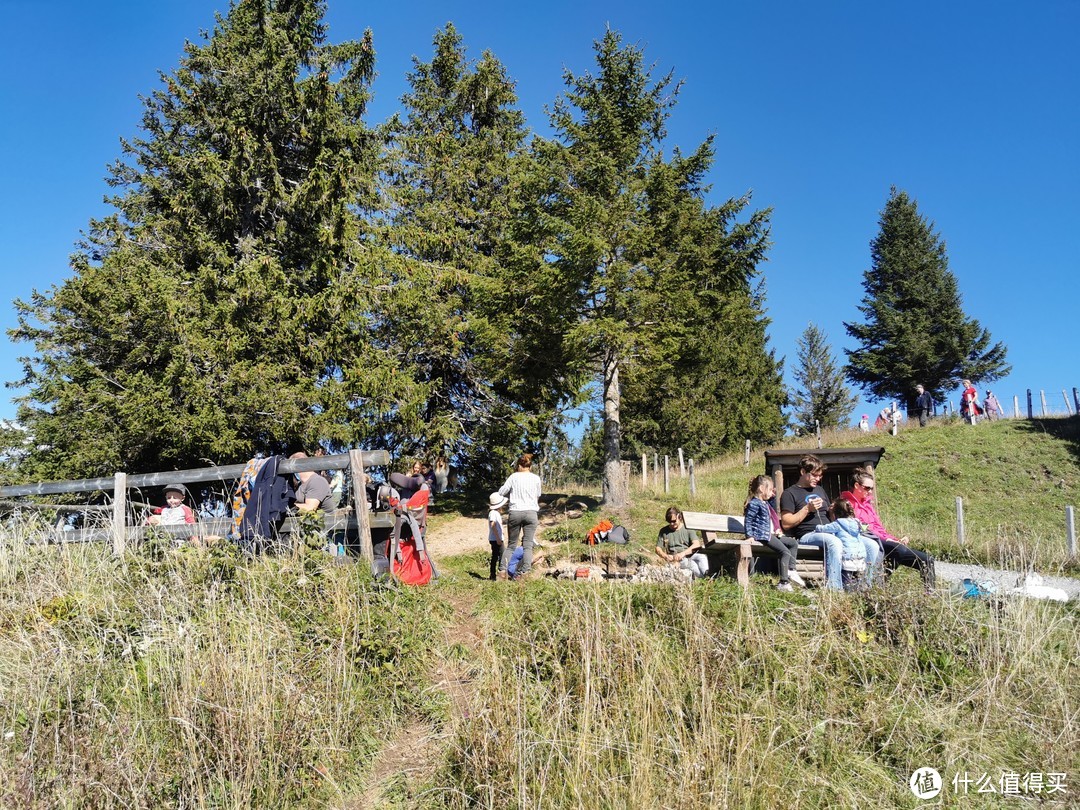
744, 475, 805, 591
815, 498, 867, 581
487, 492, 508, 581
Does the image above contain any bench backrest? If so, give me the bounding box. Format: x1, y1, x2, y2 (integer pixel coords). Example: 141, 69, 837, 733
681, 511, 745, 535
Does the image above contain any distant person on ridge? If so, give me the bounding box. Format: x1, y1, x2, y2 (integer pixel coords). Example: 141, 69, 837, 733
960, 380, 982, 424
913, 384, 934, 427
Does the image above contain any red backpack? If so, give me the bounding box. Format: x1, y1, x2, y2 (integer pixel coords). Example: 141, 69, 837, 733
388, 487, 436, 586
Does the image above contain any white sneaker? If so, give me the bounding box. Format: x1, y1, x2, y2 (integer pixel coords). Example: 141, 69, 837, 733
776, 581, 794, 592
788, 570, 807, 588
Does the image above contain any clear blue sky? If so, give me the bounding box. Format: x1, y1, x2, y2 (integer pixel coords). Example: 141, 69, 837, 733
1, 0, 1077, 429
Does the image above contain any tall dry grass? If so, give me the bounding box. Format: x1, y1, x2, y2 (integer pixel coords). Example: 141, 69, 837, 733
438, 580, 1079, 809
0, 535, 442, 808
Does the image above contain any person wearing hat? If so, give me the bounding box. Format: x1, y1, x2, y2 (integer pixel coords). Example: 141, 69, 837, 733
147, 483, 198, 544
487, 492, 508, 581
858, 414, 870, 432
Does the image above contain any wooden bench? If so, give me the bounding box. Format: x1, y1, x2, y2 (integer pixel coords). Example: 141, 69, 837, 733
681, 511, 825, 588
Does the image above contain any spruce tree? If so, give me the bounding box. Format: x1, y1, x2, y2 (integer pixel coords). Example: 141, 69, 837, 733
789, 323, 858, 433
7, 0, 400, 478
845, 188, 1010, 403
531, 31, 776, 504
381, 25, 565, 479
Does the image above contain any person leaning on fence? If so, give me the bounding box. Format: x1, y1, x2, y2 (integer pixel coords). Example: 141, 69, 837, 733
840, 466, 936, 591
656, 506, 709, 579
290, 452, 338, 513
146, 482, 198, 544
744, 475, 804, 591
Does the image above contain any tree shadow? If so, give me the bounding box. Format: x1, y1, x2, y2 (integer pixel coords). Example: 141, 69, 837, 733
1015, 416, 1080, 465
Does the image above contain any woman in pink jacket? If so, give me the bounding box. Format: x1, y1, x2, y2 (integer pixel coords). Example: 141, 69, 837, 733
839, 466, 935, 591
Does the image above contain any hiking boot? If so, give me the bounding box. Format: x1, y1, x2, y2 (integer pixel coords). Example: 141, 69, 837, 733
496, 571, 508, 582
776, 581, 794, 592
788, 570, 807, 589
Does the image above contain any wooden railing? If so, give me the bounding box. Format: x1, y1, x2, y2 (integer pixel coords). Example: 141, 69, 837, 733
0, 450, 393, 561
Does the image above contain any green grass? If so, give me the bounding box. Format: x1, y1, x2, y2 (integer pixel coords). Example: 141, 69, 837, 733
1, 417, 1078, 808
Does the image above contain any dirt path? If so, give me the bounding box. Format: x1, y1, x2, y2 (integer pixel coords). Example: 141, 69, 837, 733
349, 514, 493, 809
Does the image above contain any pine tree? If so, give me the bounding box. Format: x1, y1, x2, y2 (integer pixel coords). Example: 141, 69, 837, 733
531, 30, 776, 504
789, 323, 857, 433
7, 0, 401, 479
845, 188, 1010, 403
380, 25, 566, 479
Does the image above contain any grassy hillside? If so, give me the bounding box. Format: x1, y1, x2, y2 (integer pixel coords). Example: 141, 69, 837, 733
599, 416, 1080, 574
0, 417, 1077, 808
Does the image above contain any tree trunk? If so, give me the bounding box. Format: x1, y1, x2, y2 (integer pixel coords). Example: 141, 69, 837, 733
602, 351, 628, 507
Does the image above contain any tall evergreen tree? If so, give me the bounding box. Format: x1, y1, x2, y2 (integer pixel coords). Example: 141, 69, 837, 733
381, 25, 567, 480
531, 30, 775, 504
845, 188, 1010, 403
6, 0, 401, 479
789, 323, 857, 433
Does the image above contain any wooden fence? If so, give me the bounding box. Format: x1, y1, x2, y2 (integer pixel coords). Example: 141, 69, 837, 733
0, 450, 393, 561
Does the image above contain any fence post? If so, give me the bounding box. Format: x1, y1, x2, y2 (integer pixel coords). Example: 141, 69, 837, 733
688, 458, 696, 497
641, 453, 647, 490
653, 453, 658, 482
678, 448, 685, 478
1063, 390, 1073, 416
955, 496, 965, 546
1073, 388, 1080, 415
744, 439, 751, 467
1066, 505, 1076, 559
1013, 395, 1020, 419
815, 420, 821, 449
663, 455, 670, 494
1027, 389, 1033, 419
1040, 390, 1048, 417
349, 449, 373, 563
112, 472, 127, 556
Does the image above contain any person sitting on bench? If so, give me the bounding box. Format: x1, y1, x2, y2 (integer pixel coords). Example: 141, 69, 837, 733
839, 466, 936, 591
744, 475, 805, 591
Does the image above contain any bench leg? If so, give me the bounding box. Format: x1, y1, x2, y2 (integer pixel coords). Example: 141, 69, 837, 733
737, 544, 751, 588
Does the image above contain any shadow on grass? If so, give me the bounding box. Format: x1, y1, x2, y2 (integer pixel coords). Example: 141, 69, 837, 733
1016, 415, 1080, 465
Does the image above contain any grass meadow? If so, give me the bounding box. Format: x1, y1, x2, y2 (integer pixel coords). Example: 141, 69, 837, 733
1, 416, 1077, 807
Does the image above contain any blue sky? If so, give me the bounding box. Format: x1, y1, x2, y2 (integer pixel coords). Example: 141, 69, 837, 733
1, 0, 1077, 430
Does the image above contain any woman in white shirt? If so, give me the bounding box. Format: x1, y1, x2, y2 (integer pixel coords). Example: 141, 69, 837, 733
496, 454, 542, 579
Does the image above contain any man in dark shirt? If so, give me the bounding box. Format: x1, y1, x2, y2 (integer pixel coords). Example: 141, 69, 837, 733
778, 455, 844, 590
913, 384, 934, 427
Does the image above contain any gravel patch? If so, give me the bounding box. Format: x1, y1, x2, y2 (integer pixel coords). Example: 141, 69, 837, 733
935, 561, 1080, 602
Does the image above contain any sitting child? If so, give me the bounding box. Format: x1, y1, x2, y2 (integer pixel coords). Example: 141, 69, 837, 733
146, 483, 197, 545
815, 498, 866, 575
743, 475, 805, 591
656, 506, 709, 579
